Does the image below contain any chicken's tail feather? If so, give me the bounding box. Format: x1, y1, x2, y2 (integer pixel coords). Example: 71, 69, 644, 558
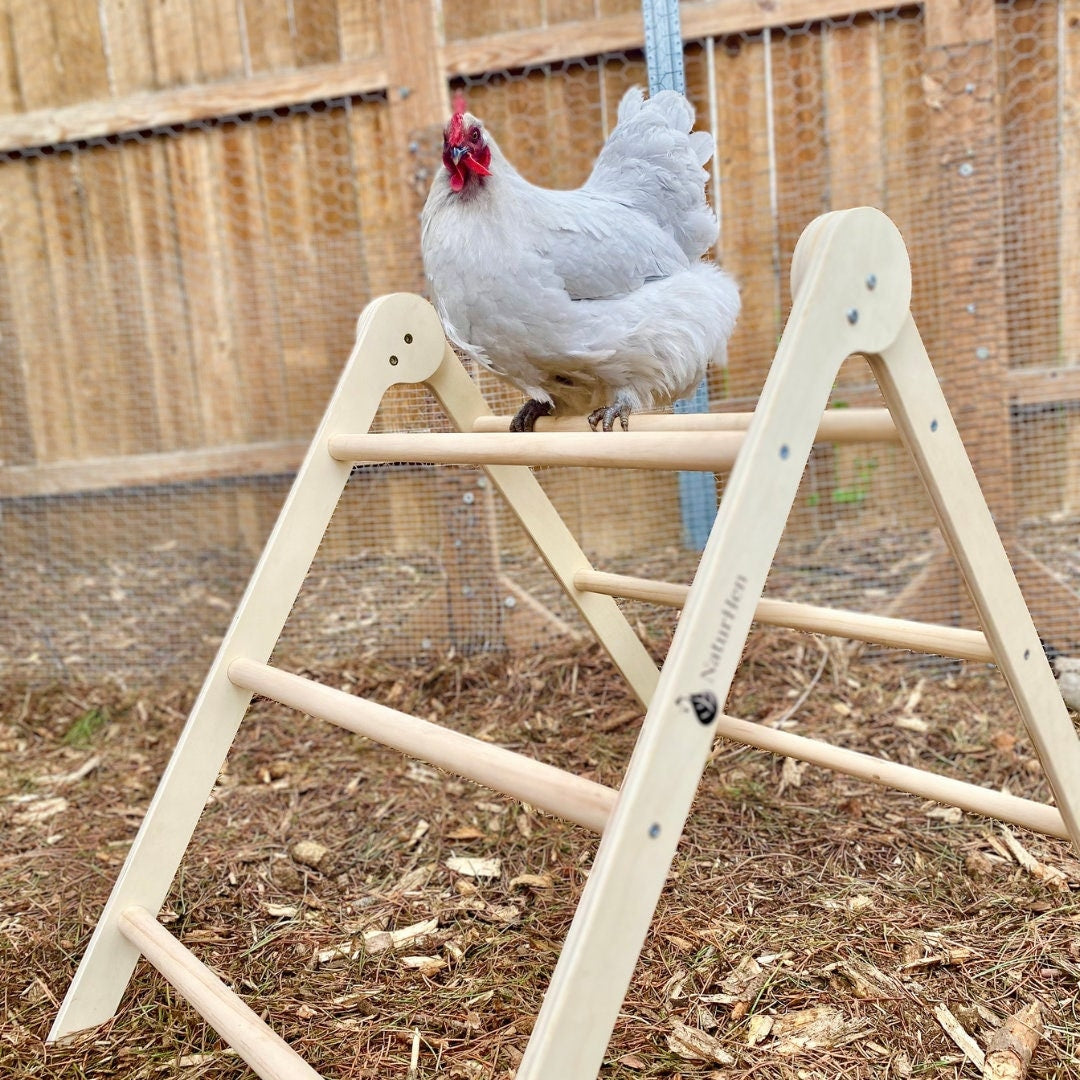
587, 87, 718, 260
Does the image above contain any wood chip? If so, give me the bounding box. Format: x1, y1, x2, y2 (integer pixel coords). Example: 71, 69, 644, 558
998, 827, 1069, 889
509, 872, 553, 890
291, 840, 329, 870
34, 755, 101, 785
983, 1001, 1043, 1080
364, 917, 440, 955
446, 856, 501, 879
14, 796, 68, 825
747, 1013, 774, 1046
666, 1021, 735, 1065
401, 955, 447, 976
770, 1005, 853, 1054
932, 1002, 985, 1072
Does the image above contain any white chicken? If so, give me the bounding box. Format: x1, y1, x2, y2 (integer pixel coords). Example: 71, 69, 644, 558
420, 88, 740, 431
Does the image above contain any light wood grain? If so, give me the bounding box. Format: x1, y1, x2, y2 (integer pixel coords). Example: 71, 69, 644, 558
118, 907, 324, 1080
573, 569, 995, 662
329, 431, 746, 471
473, 408, 900, 442
229, 658, 615, 833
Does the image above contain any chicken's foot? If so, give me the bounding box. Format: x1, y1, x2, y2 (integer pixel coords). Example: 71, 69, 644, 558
587, 402, 631, 432
509, 398, 554, 432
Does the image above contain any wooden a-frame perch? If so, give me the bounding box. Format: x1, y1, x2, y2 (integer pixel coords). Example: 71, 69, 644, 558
48, 208, 1080, 1079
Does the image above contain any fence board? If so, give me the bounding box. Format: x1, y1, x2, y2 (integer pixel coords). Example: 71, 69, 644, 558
147, 0, 201, 87
99, 0, 156, 95
189, 0, 247, 82
1060, 0, 1080, 512
79, 144, 160, 457
705, 32, 780, 401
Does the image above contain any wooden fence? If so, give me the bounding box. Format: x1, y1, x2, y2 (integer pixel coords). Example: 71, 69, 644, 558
1, 0, 1079, 655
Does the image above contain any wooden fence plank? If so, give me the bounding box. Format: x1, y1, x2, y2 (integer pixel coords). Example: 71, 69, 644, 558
78, 143, 160, 457
120, 135, 203, 451
1061, 0, 1080, 513
707, 31, 779, 402
99, 0, 156, 95
0, 160, 72, 463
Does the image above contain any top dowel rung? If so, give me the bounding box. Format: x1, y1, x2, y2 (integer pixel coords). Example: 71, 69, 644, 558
328, 431, 746, 471
472, 408, 900, 443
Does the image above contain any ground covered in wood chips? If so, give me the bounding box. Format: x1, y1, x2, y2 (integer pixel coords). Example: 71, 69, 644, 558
3, 627, 1080, 1079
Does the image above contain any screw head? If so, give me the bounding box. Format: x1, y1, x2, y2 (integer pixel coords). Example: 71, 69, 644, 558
865, 274, 877, 290
648, 823, 661, 839
404, 332, 413, 344
503, 595, 517, 609
959, 162, 974, 178
846, 308, 859, 324
462, 491, 475, 504
389, 355, 399, 366
975, 346, 990, 360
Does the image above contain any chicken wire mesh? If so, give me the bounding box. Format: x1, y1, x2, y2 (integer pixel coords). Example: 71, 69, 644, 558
1, 1, 1078, 690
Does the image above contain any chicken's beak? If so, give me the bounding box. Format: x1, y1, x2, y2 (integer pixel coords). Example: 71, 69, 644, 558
450, 145, 469, 165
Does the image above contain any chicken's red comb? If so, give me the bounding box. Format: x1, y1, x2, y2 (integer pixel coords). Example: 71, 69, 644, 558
452, 90, 468, 115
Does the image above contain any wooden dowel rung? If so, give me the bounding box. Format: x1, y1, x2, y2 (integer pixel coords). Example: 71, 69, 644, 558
118, 906, 323, 1080
474, 408, 900, 443
573, 570, 995, 663
709, 712, 1068, 839
228, 658, 615, 834
327, 431, 744, 472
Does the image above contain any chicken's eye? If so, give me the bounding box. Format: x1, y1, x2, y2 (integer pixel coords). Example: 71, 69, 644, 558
469, 127, 481, 143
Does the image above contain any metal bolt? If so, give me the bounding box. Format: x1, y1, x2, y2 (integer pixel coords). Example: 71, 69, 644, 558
1024, 648, 1031, 660
476, 476, 488, 488
779, 444, 790, 460
462, 585, 473, 597
462, 491, 475, 505
648, 823, 661, 839
408, 140, 419, 153
404, 333, 413, 344
965, 82, 976, 94
865, 274, 877, 290
930, 419, 939, 433
503, 595, 517, 609
975, 346, 990, 360
421, 638, 432, 650
389, 354, 399, 366
966, 303, 977, 314
846, 308, 859, 324
958, 162, 974, 178
399, 86, 412, 99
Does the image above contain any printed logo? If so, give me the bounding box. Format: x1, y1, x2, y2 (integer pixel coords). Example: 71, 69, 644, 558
677, 690, 718, 725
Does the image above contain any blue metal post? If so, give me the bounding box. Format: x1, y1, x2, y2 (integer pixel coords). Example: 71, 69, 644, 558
641, 0, 717, 551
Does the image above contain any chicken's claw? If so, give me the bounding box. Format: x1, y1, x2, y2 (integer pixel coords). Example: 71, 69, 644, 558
510, 398, 554, 432
587, 402, 631, 432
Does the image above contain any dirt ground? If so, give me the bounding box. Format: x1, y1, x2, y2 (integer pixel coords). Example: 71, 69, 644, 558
2, 623, 1079, 1079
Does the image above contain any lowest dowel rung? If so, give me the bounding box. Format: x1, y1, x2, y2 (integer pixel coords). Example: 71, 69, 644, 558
118, 906, 323, 1080
228, 658, 616, 834
573, 569, 995, 663
327, 431, 744, 471
473, 408, 900, 443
